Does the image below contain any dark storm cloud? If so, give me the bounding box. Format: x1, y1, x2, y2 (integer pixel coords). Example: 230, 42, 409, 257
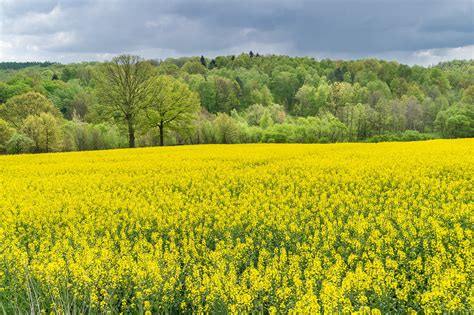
0, 0, 472, 64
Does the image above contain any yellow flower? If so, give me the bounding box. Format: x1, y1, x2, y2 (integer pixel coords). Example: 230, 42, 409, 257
0, 140, 472, 313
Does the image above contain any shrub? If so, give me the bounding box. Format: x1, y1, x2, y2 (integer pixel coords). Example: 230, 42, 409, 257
6, 133, 34, 154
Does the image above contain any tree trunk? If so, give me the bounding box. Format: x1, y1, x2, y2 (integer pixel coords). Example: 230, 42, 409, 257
159, 121, 164, 146
128, 121, 135, 148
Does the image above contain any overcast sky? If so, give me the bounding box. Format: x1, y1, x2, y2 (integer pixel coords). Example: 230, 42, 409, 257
0, 0, 473, 65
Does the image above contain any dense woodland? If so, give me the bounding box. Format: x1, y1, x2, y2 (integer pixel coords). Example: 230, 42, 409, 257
0, 53, 473, 154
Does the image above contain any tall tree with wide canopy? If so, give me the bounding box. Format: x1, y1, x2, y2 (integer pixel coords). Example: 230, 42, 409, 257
0, 92, 60, 128
144, 75, 200, 146
21, 112, 63, 153
96, 55, 152, 148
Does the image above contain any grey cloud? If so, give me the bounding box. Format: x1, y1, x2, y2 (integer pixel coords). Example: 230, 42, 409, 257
1, 0, 58, 17
0, 0, 472, 64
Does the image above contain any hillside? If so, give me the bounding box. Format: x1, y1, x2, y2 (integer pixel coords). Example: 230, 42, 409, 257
0, 55, 473, 154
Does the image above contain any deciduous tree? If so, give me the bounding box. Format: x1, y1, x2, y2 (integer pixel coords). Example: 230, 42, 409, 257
96, 55, 152, 148
0, 92, 60, 128
21, 113, 63, 153
144, 76, 200, 146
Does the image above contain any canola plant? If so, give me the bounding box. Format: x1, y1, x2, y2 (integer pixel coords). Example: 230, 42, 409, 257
0, 140, 473, 313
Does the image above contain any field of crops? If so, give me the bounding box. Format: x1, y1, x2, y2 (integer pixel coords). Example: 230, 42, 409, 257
1, 140, 473, 313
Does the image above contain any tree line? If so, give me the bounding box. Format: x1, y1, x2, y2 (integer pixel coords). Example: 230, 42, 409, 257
0, 53, 472, 154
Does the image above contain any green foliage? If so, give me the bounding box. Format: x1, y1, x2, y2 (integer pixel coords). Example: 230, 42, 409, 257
270, 71, 300, 111
0, 61, 57, 70
0, 92, 61, 128
262, 124, 294, 143
6, 133, 34, 154
249, 85, 273, 107
445, 114, 473, 138
245, 104, 267, 126
42, 79, 89, 118
21, 113, 63, 153
214, 76, 241, 112
144, 75, 200, 145
461, 85, 474, 104
366, 80, 391, 107
195, 113, 218, 144
366, 130, 434, 143
95, 54, 153, 148
62, 120, 125, 151
435, 104, 474, 138
244, 103, 286, 127
295, 84, 318, 116
213, 113, 240, 144
0, 118, 14, 152
259, 110, 274, 129
0, 56, 472, 153
182, 61, 207, 75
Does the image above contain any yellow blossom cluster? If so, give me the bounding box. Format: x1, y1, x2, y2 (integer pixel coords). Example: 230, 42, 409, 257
0, 139, 472, 313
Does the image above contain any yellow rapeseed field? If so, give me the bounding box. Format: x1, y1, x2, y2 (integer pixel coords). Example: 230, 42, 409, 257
1, 140, 473, 314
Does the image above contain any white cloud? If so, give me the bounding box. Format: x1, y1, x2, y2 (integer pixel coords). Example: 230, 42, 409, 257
3, 4, 63, 35
410, 45, 474, 65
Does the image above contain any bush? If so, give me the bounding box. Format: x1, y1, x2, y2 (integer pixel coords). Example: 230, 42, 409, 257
6, 133, 34, 154
63, 120, 126, 151
400, 130, 433, 141
262, 124, 296, 143
239, 124, 263, 143
445, 114, 473, 138
213, 113, 240, 144
366, 130, 433, 143
0, 118, 14, 153
435, 104, 474, 138
21, 113, 63, 153
263, 130, 288, 143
